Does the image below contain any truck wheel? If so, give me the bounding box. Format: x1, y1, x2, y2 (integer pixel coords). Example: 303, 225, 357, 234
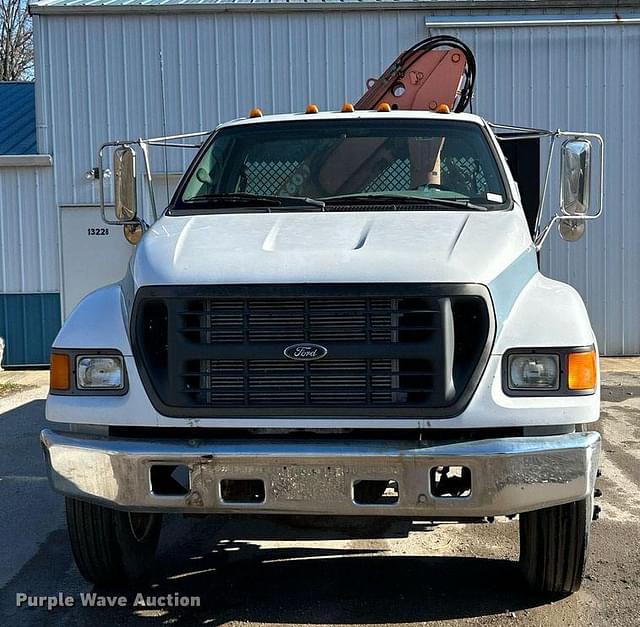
519, 496, 592, 595
65, 497, 162, 586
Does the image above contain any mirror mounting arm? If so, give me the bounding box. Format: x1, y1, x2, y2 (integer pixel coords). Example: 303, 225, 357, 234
138, 139, 158, 223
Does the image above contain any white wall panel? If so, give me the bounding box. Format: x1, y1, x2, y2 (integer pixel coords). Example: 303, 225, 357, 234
0, 165, 57, 292
33, 6, 640, 353
427, 16, 640, 355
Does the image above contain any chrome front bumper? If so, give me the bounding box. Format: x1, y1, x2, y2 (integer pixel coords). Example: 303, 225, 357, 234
41, 429, 600, 517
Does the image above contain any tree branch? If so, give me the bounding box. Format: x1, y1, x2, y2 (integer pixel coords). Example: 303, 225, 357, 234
0, 0, 33, 81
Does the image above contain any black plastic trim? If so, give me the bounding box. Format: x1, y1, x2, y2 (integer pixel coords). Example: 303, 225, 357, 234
49, 349, 129, 397
130, 283, 496, 419
106, 424, 577, 440
501, 345, 596, 397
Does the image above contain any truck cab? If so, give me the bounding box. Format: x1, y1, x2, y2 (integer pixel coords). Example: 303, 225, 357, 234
42, 108, 602, 595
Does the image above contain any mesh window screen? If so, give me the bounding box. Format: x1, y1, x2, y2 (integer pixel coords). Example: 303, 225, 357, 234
241, 152, 490, 197
243, 160, 301, 195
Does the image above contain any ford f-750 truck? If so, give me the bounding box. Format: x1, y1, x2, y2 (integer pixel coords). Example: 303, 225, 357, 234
41, 38, 603, 595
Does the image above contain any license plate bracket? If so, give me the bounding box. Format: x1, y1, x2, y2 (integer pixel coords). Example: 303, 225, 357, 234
271, 465, 347, 502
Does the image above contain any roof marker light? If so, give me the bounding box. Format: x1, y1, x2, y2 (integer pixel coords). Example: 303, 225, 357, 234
377, 102, 391, 112
341, 102, 355, 112
435, 104, 451, 114
248, 107, 263, 118
305, 104, 319, 114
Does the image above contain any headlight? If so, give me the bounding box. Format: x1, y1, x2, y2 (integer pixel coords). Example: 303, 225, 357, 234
49, 350, 128, 395
76, 355, 124, 390
503, 347, 597, 396
507, 354, 559, 390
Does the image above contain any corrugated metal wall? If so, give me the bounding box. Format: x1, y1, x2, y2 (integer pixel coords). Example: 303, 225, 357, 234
0, 293, 60, 366
33, 7, 640, 354
428, 16, 640, 356
0, 165, 57, 293
0, 82, 38, 154
0, 163, 60, 365
0, 165, 60, 366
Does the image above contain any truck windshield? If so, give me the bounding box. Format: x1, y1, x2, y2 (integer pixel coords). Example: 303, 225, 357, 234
176, 119, 509, 211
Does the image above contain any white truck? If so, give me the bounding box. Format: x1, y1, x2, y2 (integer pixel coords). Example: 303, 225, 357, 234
41, 38, 603, 595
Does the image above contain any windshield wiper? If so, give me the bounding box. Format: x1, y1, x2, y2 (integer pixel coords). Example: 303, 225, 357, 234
412, 197, 488, 212
322, 194, 487, 211
184, 192, 325, 210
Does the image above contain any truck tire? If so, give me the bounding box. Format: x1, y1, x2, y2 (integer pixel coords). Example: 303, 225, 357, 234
519, 496, 592, 595
65, 497, 162, 586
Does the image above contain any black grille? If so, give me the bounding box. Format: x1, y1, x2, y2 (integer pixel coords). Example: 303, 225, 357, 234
132, 284, 493, 418
181, 297, 421, 344
188, 359, 419, 406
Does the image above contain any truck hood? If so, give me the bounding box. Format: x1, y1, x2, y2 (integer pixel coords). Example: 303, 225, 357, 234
132, 210, 535, 287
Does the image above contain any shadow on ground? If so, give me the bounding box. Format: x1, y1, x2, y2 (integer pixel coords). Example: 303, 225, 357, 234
0, 395, 548, 626
0, 399, 47, 477
1, 513, 548, 627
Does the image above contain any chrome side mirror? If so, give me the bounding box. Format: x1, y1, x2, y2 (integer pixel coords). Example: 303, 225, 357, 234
504, 127, 602, 250
557, 139, 592, 242
560, 139, 591, 216
113, 146, 137, 221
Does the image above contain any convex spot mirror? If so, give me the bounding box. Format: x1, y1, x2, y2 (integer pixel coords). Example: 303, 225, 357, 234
113, 145, 137, 221
560, 138, 591, 217
558, 219, 586, 242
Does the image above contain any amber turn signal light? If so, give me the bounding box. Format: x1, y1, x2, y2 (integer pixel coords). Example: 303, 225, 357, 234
50, 353, 71, 391
567, 350, 597, 391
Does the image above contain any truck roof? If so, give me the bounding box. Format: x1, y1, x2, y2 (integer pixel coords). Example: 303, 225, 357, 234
219, 109, 488, 130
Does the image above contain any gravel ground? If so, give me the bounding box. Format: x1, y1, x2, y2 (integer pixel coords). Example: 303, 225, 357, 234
0, 366, 638, 627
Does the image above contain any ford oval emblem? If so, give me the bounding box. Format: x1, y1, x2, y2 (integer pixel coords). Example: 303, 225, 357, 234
283, 343, 328, 361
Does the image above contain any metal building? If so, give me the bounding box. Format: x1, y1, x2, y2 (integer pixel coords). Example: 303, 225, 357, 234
0, 82, 58, 366
1, 0, 639, 363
